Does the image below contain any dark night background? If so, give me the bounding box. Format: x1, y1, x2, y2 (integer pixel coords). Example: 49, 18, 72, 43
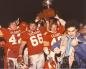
0, 0, 86, 27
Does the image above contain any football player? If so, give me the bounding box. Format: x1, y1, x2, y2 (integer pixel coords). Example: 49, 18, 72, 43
0, 20, 24, 69
19, 22, 45, 69
43, 22, 62, 69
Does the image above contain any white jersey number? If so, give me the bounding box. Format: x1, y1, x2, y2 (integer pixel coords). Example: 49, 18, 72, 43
9, 35, 16, 44
9, 34, 21, 45
30, 33, 43, 47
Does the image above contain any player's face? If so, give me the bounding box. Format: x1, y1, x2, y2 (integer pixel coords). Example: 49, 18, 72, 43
67, 27, 77, 37
29, 23, 37, 31
9, 22, 17, 31
51, 24, 57, 33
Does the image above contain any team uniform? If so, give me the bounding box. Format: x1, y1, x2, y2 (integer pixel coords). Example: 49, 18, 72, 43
44, 31, 62, 49
21, 29, 45, 69
39, 26, 47, 34
18, 21, 29, 65
0, 27, 22, 69
43, 31, 62, 69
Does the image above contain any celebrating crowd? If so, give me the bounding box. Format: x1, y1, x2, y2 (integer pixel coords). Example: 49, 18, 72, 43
0, 9, 86, 69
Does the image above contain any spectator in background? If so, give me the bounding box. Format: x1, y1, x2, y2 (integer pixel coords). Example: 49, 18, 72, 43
60, 21, 79, 68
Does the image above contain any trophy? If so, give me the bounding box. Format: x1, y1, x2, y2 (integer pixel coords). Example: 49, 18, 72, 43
43, 0, 53, 8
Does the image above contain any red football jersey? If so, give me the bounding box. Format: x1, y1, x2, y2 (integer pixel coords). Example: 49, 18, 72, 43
39, 26, 47, 34
1, 28, 21, 58
21, 29, 44, 55
44, 31, 61, 49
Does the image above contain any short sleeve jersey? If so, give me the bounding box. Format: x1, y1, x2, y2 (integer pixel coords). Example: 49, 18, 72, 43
1, 28, 22, 58
44, 31, 61, 49
21, 29, 44, 55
